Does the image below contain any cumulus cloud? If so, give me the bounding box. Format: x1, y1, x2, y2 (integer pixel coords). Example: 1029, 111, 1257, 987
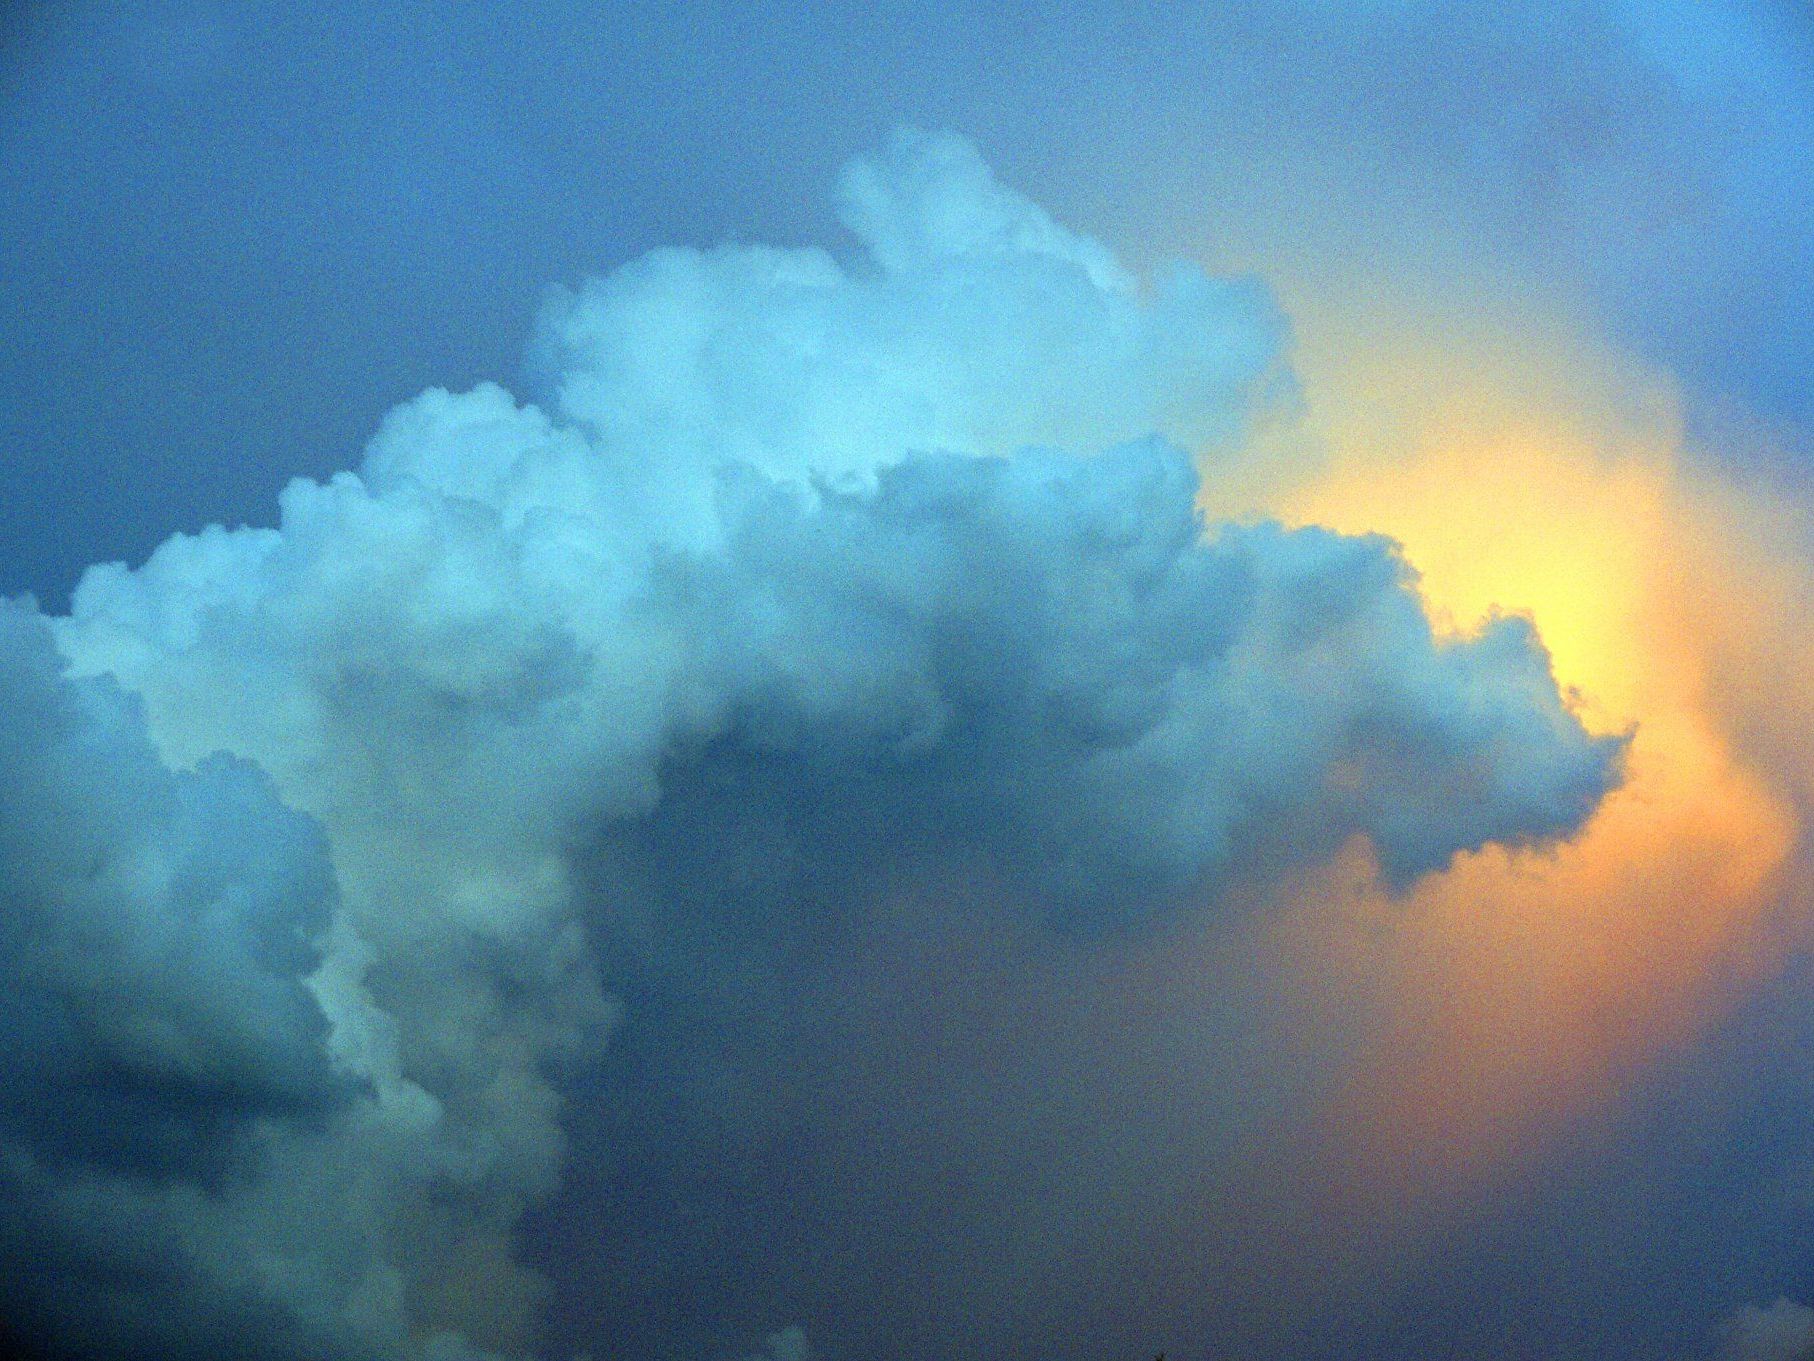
6, 130, 1621, 1359
0, 600, 349, 1357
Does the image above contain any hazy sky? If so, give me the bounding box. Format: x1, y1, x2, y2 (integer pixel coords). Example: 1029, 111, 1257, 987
4, 6, 1814, 1361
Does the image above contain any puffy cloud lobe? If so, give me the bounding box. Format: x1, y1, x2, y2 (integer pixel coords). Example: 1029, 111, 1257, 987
0, 600, 342, 1170
0, 599, 348, 1355
525, 129, 1287, 544
657, 441, 1623, 917
29, 131, 1621, 1359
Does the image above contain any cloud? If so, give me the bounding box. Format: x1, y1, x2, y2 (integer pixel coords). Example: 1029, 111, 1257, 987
9, 130, 1623, 1359
1184, 215, 1814, 1359
1719, 1299, 1814, 1361
0, 599, 350, 1358
742, 1326, 810, 1361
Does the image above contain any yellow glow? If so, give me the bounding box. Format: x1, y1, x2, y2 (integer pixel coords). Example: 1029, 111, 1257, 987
1281, 439, 1661, 722
1223, 294, 1811, 1209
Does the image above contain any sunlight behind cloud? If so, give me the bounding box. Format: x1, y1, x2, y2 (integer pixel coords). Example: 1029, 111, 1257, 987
1229, 292, 1810, 1214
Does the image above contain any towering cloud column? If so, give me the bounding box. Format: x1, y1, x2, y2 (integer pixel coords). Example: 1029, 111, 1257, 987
4, 131, 1620, 1361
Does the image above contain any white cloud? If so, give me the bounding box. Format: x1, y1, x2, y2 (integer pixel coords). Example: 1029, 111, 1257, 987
6, 130, 1620, 1360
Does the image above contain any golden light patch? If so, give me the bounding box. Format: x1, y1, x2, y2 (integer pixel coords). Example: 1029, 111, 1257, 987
1222, 295, 1811, 1212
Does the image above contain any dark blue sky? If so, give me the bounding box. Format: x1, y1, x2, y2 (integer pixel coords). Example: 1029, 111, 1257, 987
4, 0, 1812, 605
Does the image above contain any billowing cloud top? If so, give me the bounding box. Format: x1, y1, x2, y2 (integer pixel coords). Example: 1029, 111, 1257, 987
2, 131, 1621, 1361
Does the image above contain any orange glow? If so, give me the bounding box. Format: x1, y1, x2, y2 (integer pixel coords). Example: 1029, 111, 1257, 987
1221, 298, 1811, 1211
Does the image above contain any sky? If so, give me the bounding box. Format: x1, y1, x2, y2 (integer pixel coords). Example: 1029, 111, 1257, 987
2, 3, 1813, 1360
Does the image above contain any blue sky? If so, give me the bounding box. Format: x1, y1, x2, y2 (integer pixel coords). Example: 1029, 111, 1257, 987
4, 0, 1811, 603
